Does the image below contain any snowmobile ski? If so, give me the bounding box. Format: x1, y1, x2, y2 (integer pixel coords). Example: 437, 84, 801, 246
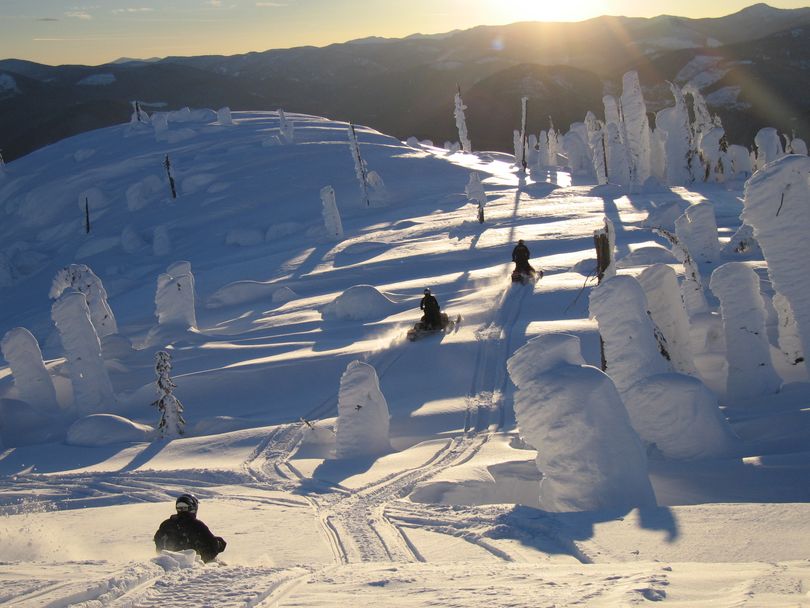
407, 313, 461, 341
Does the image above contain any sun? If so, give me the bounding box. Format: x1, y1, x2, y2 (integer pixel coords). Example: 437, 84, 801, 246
481, 0, 600, 23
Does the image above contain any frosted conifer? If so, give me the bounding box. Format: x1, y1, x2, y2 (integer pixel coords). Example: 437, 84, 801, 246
152, 350, 185, 438
454, 89, 472, 153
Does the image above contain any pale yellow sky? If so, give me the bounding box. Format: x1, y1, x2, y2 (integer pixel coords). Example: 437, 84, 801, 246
1, 0, 808, 66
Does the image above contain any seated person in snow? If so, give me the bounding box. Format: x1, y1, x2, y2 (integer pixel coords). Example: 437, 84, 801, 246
511, 239, 535, 275
419, 288, 443, 330
154, 493, 227, 563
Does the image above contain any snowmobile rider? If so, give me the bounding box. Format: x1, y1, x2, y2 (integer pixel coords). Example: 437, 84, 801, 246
512, 239, 535, 275
420, 288, 443, 330
154, 493, 227, 563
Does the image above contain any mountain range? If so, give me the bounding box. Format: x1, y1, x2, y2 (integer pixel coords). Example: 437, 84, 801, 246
2, 3, 810, 162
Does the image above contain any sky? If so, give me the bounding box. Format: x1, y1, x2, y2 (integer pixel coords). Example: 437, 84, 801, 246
1, 0, 809, 66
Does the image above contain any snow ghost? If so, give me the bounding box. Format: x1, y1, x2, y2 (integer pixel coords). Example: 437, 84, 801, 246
454, 91, 472, 153
1, 327, 60, 412
335, 361, 390, 458
50, 264, 118, 338
675, 202, 721, 266
155, 261, 197, 329
590, 276, 734, 458
51, 290, 116, 415
320, 186, 344, 239
507, 333, 656, 512
709, 263, 782, 401
217, 107, 234, 126
742, 154, 810, 375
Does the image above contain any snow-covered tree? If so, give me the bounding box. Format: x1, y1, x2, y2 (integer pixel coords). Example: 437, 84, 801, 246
590, 276, 734, 459
637, 264, 698, 376
335, 360, 390, 458
605, 122, 630, 187
620, 71, 652, 186
155, 261, 197, 329
1, 327, 60, 412
153, 225, 171, 256
130, 100, 149, 124
348, 124, 371, 207
320, 185, 344, 239
788, 137, 808, 156
278, 109, 295, 144
675, 202, 721, 266
507, 333, 656, 511
655, 83, 695, 186
217, 107, 234, 126
152, 350, 185, 438
728, 144, 753, 179
466, 172, 486, 222
51, 290, 116, 415
742, 154, 810, 370
50, 264, 118, 338
517, 96, 529, 170
653, 228, 709, 316
585, 113, 608, 184
753, 127, 784, 170
535, 131, 549, 171
709, 263, 782, 401
454, 90, 472, 153
164, 154, 177, 199
563, 130, 593, 178
698, 127, 728, 183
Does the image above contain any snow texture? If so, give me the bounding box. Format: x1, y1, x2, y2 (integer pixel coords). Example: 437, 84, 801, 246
121, 225, 146, 253
1, 327, 59, 412
206, 280, 277, 309
126, 174, 163, 211
321, 185, 344, 239
507, 333, 656, 512
225, 228, 264, 246
66, 414, 154, 446
49, 264, 118, 338
322, 285, 398, 321
773, 293, 804, 365
637, 264, 698, 376
51, 290, 116, 415
709, 262, 783, 401
675, 202, 721, 265
335, 360, 391, 458
742, 154, 810, 372
155, 261, 197, 329
454, 92, 472, 153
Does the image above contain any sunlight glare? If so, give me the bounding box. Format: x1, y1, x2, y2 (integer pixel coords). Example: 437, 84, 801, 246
486, 0, 597, 22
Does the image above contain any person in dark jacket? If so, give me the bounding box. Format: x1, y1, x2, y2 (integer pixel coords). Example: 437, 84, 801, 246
511, 239, 535, 275
154, 493, 226, 563
419, 288, 443, 330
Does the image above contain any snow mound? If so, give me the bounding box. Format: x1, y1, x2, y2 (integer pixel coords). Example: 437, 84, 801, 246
66, 414, 154, 447
77, 73, 116, 86
225, 228, 264, 247
153, 549, 202, 570
622, 373, 737, 459
272, 286, 298, 303
644, 200, 690, 230
207, 280, 277, 309
322, 285, 398, 321
616, 246, 678, 268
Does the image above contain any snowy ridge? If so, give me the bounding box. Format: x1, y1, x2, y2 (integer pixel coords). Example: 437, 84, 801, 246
0, 109, 809, 606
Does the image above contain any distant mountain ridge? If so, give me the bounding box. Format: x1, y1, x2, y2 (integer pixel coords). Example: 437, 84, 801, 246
2, 3, 810, 161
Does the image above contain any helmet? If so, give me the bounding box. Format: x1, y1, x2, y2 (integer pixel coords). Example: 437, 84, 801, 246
423, 288, 431, 295
175, 493, 199, 515
518, 239, 524, 245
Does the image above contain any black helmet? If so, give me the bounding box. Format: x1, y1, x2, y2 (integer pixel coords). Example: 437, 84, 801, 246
518, 239, 524, 245
423, 288, 431, 295
176, 493, 199, 515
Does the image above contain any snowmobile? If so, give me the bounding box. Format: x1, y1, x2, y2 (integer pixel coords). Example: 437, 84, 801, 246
407, 312, 461, 341
511, 267, 543, 285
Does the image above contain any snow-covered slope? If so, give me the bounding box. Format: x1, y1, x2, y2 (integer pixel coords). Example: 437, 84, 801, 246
0, 111, 808, 606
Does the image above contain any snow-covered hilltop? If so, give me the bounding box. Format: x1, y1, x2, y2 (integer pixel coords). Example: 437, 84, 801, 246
0, 102, 808, 606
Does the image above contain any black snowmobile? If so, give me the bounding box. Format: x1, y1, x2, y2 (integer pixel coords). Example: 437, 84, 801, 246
408, 289, 460, 341
511, 266, 543, 285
